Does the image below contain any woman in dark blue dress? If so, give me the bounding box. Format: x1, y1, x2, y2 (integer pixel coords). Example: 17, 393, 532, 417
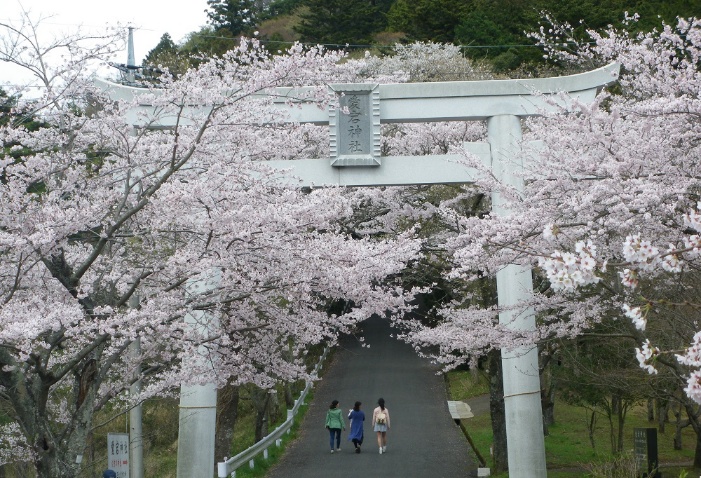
347, 401, 365, 453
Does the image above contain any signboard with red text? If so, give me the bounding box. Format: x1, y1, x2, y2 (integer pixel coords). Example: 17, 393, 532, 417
107, 433, 130, 478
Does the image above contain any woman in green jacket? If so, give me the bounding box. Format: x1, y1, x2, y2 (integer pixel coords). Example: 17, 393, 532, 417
325, 400, 345, 453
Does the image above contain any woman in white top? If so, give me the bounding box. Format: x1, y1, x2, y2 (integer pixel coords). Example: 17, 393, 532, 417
371, 397, 390, 454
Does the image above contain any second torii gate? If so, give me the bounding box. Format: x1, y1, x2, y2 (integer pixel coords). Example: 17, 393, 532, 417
97, 62, 619, 478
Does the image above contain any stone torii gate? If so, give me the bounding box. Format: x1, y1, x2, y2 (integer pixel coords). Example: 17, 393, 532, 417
96, 62, 619, 478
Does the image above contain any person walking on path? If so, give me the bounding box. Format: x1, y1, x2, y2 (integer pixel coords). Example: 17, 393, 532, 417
372, 398, 390, 454
347, 401, 365, 453
325, 399, 345, 453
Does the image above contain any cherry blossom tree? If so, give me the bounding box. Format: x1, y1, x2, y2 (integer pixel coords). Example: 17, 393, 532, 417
0, 5, 123, 101
528, 14, 701, 400
0, 17, 422, 476
397, 13, 701, 464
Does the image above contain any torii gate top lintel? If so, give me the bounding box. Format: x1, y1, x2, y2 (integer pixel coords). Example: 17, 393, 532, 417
94, 63, 620, 188
96, 62, 619, 123
375, 62, 618, 100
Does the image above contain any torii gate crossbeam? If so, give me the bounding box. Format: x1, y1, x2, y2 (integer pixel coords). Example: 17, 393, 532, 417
97, 63, 619, 478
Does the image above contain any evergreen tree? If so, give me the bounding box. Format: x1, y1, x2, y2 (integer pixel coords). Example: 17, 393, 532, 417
295, 0, 393, 47
454, 0, 542, 70
206, 0, 262, 36
141, 32, 194, 77
143, 33, 178, 66
387, 0, 469, 43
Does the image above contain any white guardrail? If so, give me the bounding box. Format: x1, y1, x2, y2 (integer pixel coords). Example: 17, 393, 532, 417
217, 347, 329, 478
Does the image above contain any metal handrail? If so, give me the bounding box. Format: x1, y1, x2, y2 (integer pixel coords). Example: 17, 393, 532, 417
217, 347, 328, 478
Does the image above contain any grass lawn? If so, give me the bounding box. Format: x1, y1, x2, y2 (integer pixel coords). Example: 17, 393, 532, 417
446, 370, 698, 477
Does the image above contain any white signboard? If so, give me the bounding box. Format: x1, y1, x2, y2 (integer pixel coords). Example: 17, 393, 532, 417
107, 432, 130, 478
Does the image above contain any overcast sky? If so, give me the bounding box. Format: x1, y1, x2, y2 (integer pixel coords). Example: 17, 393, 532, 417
2, 0, 209, 91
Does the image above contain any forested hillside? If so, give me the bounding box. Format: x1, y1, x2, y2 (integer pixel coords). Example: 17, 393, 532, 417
145, 0, 701, 72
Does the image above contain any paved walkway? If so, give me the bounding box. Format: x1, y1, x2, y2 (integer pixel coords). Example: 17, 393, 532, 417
266, 316, 476, 478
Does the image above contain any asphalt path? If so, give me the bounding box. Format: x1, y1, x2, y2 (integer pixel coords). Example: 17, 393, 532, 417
266, 316, 476, 478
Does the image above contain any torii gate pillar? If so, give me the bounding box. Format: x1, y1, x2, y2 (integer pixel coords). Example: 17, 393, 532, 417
489, 115, 546, 476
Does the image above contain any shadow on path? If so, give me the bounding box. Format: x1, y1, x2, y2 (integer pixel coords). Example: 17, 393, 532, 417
266, 316, 476, 478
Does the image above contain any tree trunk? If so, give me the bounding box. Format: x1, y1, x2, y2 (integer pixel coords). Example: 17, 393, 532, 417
616, 401, 626, 454
674, 405, 684, 450
657, 398, 670, 433
268, 389, 280, 426
695, 432, 701, 469
606, 394, 629, 455
16, 353, 103, 478
488, 349, 507, 473
284, 382, 295, 409
647, 398, 654, 422
587, 410, 597, 449
539, 353, 555, 436
215, 384, 240, 462
541, 385, 555, 436
608, 395, 618, 455
251, 387, 271, 442
682, 401, 701, 468
32, 399, 95, 477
